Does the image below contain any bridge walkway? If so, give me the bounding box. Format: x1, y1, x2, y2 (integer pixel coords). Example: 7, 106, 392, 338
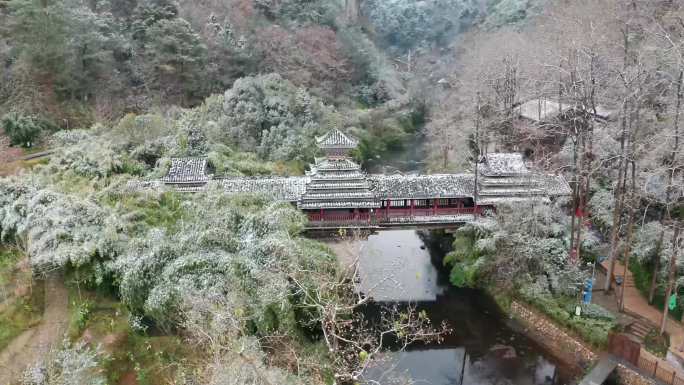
579, 356, 618, 385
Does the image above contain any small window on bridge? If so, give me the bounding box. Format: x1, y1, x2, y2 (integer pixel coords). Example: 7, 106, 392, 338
390, 199, 407, 207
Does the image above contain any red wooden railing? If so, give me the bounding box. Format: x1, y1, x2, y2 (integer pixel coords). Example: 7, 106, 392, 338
306, 206, 481, 225
307, 212, 371, 222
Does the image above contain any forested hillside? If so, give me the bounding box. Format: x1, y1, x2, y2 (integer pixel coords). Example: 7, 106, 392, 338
0, 0, 541, 163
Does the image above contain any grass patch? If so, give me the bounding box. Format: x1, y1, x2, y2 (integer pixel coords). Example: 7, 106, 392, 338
102, 191, 186, 232
0, 278, 45, 350
67, 285, 199, 385
0, 158, 47, 176
644, 329, 669, 358
0, 247, 23, 287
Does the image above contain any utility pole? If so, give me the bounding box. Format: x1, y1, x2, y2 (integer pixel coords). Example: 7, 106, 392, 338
661, 221, 681, 335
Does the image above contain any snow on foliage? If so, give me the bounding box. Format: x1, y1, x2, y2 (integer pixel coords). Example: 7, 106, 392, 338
363, 0, 480, 51
221, 73, 330, 162
588, 187, 615, 231
0, 178, 120, 272
0, 171, 336, 337
107, 190, 335, 333
446, 201, 586, 296
22, 341, 105, 385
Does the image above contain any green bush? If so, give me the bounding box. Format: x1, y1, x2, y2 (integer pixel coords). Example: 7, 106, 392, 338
1, 113, 50, 148
519, 292, 616, 348
644, 329, 669, 358
443, 230, 485, 288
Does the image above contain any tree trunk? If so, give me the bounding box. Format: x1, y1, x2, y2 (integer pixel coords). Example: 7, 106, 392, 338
569, 136, 579, 259
604, 100, 630, 291
661, 222, 681, 335
620, 162, 637, 312
345, 0, 360, 24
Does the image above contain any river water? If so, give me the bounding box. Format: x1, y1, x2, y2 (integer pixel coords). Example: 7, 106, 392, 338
350, 230, 577, 385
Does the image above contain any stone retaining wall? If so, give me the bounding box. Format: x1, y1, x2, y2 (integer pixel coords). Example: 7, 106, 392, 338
510, 301, 598, 369
510, 301, 662, 385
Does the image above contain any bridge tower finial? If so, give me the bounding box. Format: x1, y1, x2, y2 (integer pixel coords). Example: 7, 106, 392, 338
316, 128, 358, 158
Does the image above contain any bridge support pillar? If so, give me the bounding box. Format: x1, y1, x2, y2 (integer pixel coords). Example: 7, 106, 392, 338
410, 199, 415, 217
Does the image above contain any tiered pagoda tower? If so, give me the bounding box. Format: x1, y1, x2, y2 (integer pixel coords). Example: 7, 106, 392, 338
298, 129, 379, 212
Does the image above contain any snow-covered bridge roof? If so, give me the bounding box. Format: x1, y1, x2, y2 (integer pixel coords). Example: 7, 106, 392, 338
217, 176, 308, 202
369, 174, 475, 200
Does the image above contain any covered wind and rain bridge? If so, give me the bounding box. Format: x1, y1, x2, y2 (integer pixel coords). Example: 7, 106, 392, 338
134, 129, 571, 229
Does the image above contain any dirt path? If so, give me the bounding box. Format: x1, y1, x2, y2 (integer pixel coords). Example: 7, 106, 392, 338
0, 275, 69, 385
0, 134, 24, 164
600, 259, 684, 376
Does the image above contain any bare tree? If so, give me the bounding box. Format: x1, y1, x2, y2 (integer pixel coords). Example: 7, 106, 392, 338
289, 256, 450, 384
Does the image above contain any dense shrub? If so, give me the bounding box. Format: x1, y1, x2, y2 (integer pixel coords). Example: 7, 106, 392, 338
1, 113, 51, 148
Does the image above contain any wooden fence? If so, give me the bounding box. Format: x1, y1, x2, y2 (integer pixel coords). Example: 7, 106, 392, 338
610, 333, 684, 385
637, 354, 684, 385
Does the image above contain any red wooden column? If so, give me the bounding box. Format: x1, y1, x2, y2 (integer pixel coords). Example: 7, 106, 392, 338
410, 199, 415, 217
433, 198, 438, 215
386, 200, 390, 219
319, 208, 324, 221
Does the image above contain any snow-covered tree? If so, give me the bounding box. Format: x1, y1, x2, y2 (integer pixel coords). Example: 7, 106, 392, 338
444, 201, 586, 297
221, 73, 327, 161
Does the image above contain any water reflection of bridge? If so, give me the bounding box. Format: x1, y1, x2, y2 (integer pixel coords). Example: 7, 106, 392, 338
136, 129, 571, 226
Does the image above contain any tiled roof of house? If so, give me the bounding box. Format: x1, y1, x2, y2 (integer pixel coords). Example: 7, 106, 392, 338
539, 174, 573, 196
309, 158, 361, 171
517, 98, 564, 122
477, 196, 552, 206
517, 97, 615, 122
161, 158, 210, 183
479, 153, 529, 176
298, 152, 379, 209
